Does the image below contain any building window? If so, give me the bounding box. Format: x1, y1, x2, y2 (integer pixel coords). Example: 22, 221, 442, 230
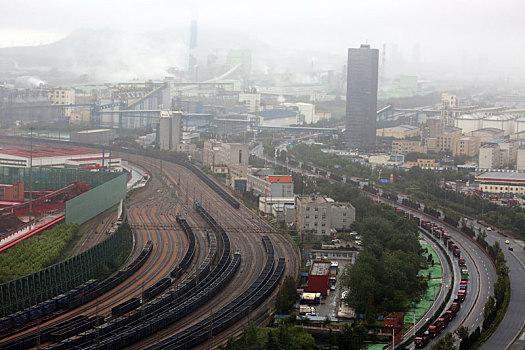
314, 215, 318, 219
315, 207, 319, 212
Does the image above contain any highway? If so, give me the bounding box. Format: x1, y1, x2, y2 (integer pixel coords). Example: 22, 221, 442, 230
396, 205, 496, 348
463, 219, 525, 350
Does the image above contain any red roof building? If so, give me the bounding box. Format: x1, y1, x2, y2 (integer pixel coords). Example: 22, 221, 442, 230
0, 147, 117, 169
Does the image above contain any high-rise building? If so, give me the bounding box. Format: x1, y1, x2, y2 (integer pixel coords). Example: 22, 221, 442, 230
345, 44, 379, 150
158, 111, 182, 151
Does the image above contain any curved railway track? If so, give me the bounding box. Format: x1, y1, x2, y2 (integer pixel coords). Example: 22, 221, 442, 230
0, 173, 188, 349
1, 148, 299, 350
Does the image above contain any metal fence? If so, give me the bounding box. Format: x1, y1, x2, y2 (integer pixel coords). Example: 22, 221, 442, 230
0, 166, 121, 191
0, 211, 132, 317
65, 173, 127, 225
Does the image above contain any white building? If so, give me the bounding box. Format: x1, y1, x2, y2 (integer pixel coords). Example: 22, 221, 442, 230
247, 174, 294, 197
517, 147, 525, 171
203, 140, 249, 166
48, 89, 75, 106
478, 144, 501, 169
295, 103, 316, 124
238, 93, 261, 112
252, 109, 298, 127
295, 195, 355, 238
158, 110, 182, 151
48, 89, 75, 117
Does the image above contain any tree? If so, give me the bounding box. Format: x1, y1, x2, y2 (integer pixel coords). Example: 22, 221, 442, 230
275, 275, 298, 314
266, 330, 279, 350
431, 332, 456, 350
455, 326, 469, 341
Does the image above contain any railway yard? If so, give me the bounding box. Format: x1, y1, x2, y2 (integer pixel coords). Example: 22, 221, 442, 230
0, 146, 299, 350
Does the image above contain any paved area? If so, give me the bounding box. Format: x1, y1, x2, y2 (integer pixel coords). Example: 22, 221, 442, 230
314, 259, 351, 319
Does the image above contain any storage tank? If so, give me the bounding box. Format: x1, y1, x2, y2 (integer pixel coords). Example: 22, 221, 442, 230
515, 116, 525, 134
455, 113, 482, 133
482, 114, 515, 136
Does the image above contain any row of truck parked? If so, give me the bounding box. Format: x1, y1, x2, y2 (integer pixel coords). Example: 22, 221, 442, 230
394, 208, 469, 348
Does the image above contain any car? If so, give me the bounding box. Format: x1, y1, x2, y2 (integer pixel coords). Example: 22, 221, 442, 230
505, 240, 510, 244
508, 247, 514, 251
486, 227, 492, 231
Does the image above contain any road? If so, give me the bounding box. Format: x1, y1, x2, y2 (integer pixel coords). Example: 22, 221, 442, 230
463, 219, 525, 350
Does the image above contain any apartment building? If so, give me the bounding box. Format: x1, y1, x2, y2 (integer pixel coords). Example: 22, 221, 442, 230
295, 195, 355, 238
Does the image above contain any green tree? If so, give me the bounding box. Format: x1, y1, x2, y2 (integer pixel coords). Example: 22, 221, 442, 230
275, 275, 298, 314
455, 325, 469, 341
431, 332, 456, 350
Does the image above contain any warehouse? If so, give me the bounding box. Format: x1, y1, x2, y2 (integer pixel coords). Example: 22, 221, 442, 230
0, 147, 120, 170
306, 260, 331, 296
475, 172, 525, 195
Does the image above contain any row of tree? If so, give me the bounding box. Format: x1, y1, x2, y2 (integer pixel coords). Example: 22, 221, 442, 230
218, 324, 316, 350
0, 223, 78, 283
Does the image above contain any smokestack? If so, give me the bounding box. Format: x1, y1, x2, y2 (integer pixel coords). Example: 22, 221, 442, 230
188, 19, 198, 80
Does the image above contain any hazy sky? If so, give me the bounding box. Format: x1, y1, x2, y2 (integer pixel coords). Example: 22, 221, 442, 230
1, 0, 524, 79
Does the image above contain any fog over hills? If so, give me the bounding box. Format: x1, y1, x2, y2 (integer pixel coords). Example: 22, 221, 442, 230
0, 27, 345, 84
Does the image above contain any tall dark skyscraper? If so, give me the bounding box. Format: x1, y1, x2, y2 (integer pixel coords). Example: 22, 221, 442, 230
345, 44, 379, 150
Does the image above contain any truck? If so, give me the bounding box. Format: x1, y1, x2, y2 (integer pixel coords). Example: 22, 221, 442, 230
442, 233, 450, 245
437, 316, 448, 328
415, 332, 432, 348
448, 240, 455, 250
329, 277, 337, 291
460, 281, 468, 291
453, 248, 461, 258
299, 305, 316, 315
458, 258, 466, 267
461, 268, 469, 281
428, 319, 445, 337
458, 290, 466, 301
441, 312, 453, 325
448, 299, 461, 316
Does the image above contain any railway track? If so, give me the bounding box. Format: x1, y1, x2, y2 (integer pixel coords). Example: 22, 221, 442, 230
0, 172, 188, 349
1, 146, 299, 350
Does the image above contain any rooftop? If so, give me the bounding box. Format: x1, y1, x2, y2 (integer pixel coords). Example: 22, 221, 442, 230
251, 109, 297, 120
298, 195, 329, 204
267, 175, 293, 183
392, 124, 419, 131
310, 261, 331, 276
475, 172, 525, 183
76, 129, 113, 134
0, 147, 99, 159
473, 128, 504, 134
